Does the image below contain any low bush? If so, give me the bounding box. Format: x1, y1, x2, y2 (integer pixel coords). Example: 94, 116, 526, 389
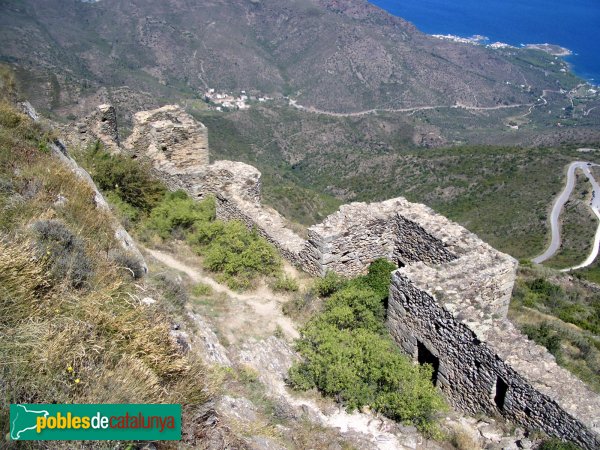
192, 282, 213, 296
78, 142, 285, 292
32, 220, 94, 288
79, 141, 167, 214
513, 275, 600, 334
188, 220, 282, 291
537, 438, 581, 450
522, 322, 562, 359
143, 190, 215, 239
105, 190, 140, 226
313, 271, 346, 297
289, 259, 445, 435
109, 249, 147, 280
270, 274, 299, 293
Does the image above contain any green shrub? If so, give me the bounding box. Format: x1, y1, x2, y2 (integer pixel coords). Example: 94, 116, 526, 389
105, 191, 140, 225
270, 274, 299, 292
189, 220, 282, 291
528, 278, 564, 302
313, 271, 346, 297
319, 286, 386, 333
143, 191, 215, 239
32, 220, 94, 288
0, 102, 25, 128
289, 260, 445, 434
192, 282, 213, 296
80, 142, 167, 214
522, 322, 562, 359
537, 438, 581, 450
354, 258, 397, 300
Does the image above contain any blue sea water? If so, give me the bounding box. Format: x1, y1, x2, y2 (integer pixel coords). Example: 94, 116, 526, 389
370, 0, 600, 84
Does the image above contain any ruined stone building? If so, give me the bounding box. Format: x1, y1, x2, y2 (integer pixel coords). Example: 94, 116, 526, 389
89, 104, 599, 449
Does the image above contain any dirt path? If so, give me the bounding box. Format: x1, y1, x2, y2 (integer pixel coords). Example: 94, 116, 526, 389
144, 248, 299, 341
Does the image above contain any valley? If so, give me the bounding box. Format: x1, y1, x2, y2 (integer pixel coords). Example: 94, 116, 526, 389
1, 0, 600, 448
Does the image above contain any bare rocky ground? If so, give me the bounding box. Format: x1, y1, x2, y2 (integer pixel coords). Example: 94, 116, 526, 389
141, 243, 540, 450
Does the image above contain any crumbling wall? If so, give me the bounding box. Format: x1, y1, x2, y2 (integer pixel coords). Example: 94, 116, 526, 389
125, 105, 209, 174
393, 215, 457, 266
121, 103, 600, 448
90, 104, 121, 153
388, 273, 600, 449
298, 198, 465, 277
298, 201, 400, 277
59, 104, 121, 154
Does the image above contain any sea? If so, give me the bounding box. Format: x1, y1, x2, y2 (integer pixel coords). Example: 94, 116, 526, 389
370, 0, 600, 85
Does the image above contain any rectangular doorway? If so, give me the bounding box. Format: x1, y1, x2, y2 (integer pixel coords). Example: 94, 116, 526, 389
417, 341, 440, 385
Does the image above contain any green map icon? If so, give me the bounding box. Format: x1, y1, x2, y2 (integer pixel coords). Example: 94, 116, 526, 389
10, 405, 49, 440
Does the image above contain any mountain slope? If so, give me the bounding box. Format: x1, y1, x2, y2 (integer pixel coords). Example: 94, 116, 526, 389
0, 0, 584, 116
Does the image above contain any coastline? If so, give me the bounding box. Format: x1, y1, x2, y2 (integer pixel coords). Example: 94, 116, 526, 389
523, 43, 572, 57
368, 0, 598, 87
431, 34, 571, 57
429, 33, 599, 86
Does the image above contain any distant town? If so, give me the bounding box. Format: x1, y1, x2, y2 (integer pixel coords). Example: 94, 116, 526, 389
203, 89, 272, 111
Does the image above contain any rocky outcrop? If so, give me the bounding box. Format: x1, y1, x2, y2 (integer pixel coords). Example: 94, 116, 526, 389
20, 100, 147, 274
49, 140, 147, 275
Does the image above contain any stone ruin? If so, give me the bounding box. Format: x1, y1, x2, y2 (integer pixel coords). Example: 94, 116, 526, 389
67, 104, 122, 154
98, 104, 598, 448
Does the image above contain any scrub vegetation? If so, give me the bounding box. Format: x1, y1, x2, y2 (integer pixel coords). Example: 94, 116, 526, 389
0, 71, 216, 447
288, 260, 447, 436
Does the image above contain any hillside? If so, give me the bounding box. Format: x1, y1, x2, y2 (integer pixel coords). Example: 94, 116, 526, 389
1, 0, 598, 123
2, 59, 599, 447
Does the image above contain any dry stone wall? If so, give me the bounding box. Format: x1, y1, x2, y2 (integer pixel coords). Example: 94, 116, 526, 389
297, 199, 466, 277
123, 104, 600, 448
125, 105, 209, 174
388, 273, 600, 449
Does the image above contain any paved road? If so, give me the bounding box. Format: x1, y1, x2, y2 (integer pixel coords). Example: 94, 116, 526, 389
288, 99, 532, 118
533, 161, 600, 268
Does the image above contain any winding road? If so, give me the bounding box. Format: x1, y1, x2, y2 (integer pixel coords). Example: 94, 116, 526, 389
533, 161, 600, 271
288, 99, 532, 118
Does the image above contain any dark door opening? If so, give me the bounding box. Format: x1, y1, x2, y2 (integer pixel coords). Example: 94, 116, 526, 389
417, 341, 440, 385
494, 376, 509, 411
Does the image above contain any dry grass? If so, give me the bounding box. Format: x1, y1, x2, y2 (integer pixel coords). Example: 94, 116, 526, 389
0, 238, 217, 445
448, 426, 481, 450
0, 94, 219, 448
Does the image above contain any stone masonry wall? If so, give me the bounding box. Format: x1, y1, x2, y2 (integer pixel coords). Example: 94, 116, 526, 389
388, 273, 600, 449
393, 215, 457, 266
125, 105, 209, 175
297, 199, 462, 277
